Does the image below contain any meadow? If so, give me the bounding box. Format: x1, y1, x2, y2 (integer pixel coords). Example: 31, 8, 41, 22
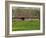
12, 19, 40, 31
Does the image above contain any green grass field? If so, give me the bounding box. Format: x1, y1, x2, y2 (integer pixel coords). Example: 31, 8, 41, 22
12, 19, 40, 31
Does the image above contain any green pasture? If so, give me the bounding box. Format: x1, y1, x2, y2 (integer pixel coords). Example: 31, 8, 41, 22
12, 19, 40, 31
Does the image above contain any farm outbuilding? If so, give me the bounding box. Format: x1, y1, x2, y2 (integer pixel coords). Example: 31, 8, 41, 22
12, 7, 40, 21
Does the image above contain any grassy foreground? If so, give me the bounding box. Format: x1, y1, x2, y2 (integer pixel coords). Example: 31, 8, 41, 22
12, 19, 40, 31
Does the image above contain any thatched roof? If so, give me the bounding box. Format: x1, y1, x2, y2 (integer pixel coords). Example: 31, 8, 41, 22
12, 7, 40, 19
